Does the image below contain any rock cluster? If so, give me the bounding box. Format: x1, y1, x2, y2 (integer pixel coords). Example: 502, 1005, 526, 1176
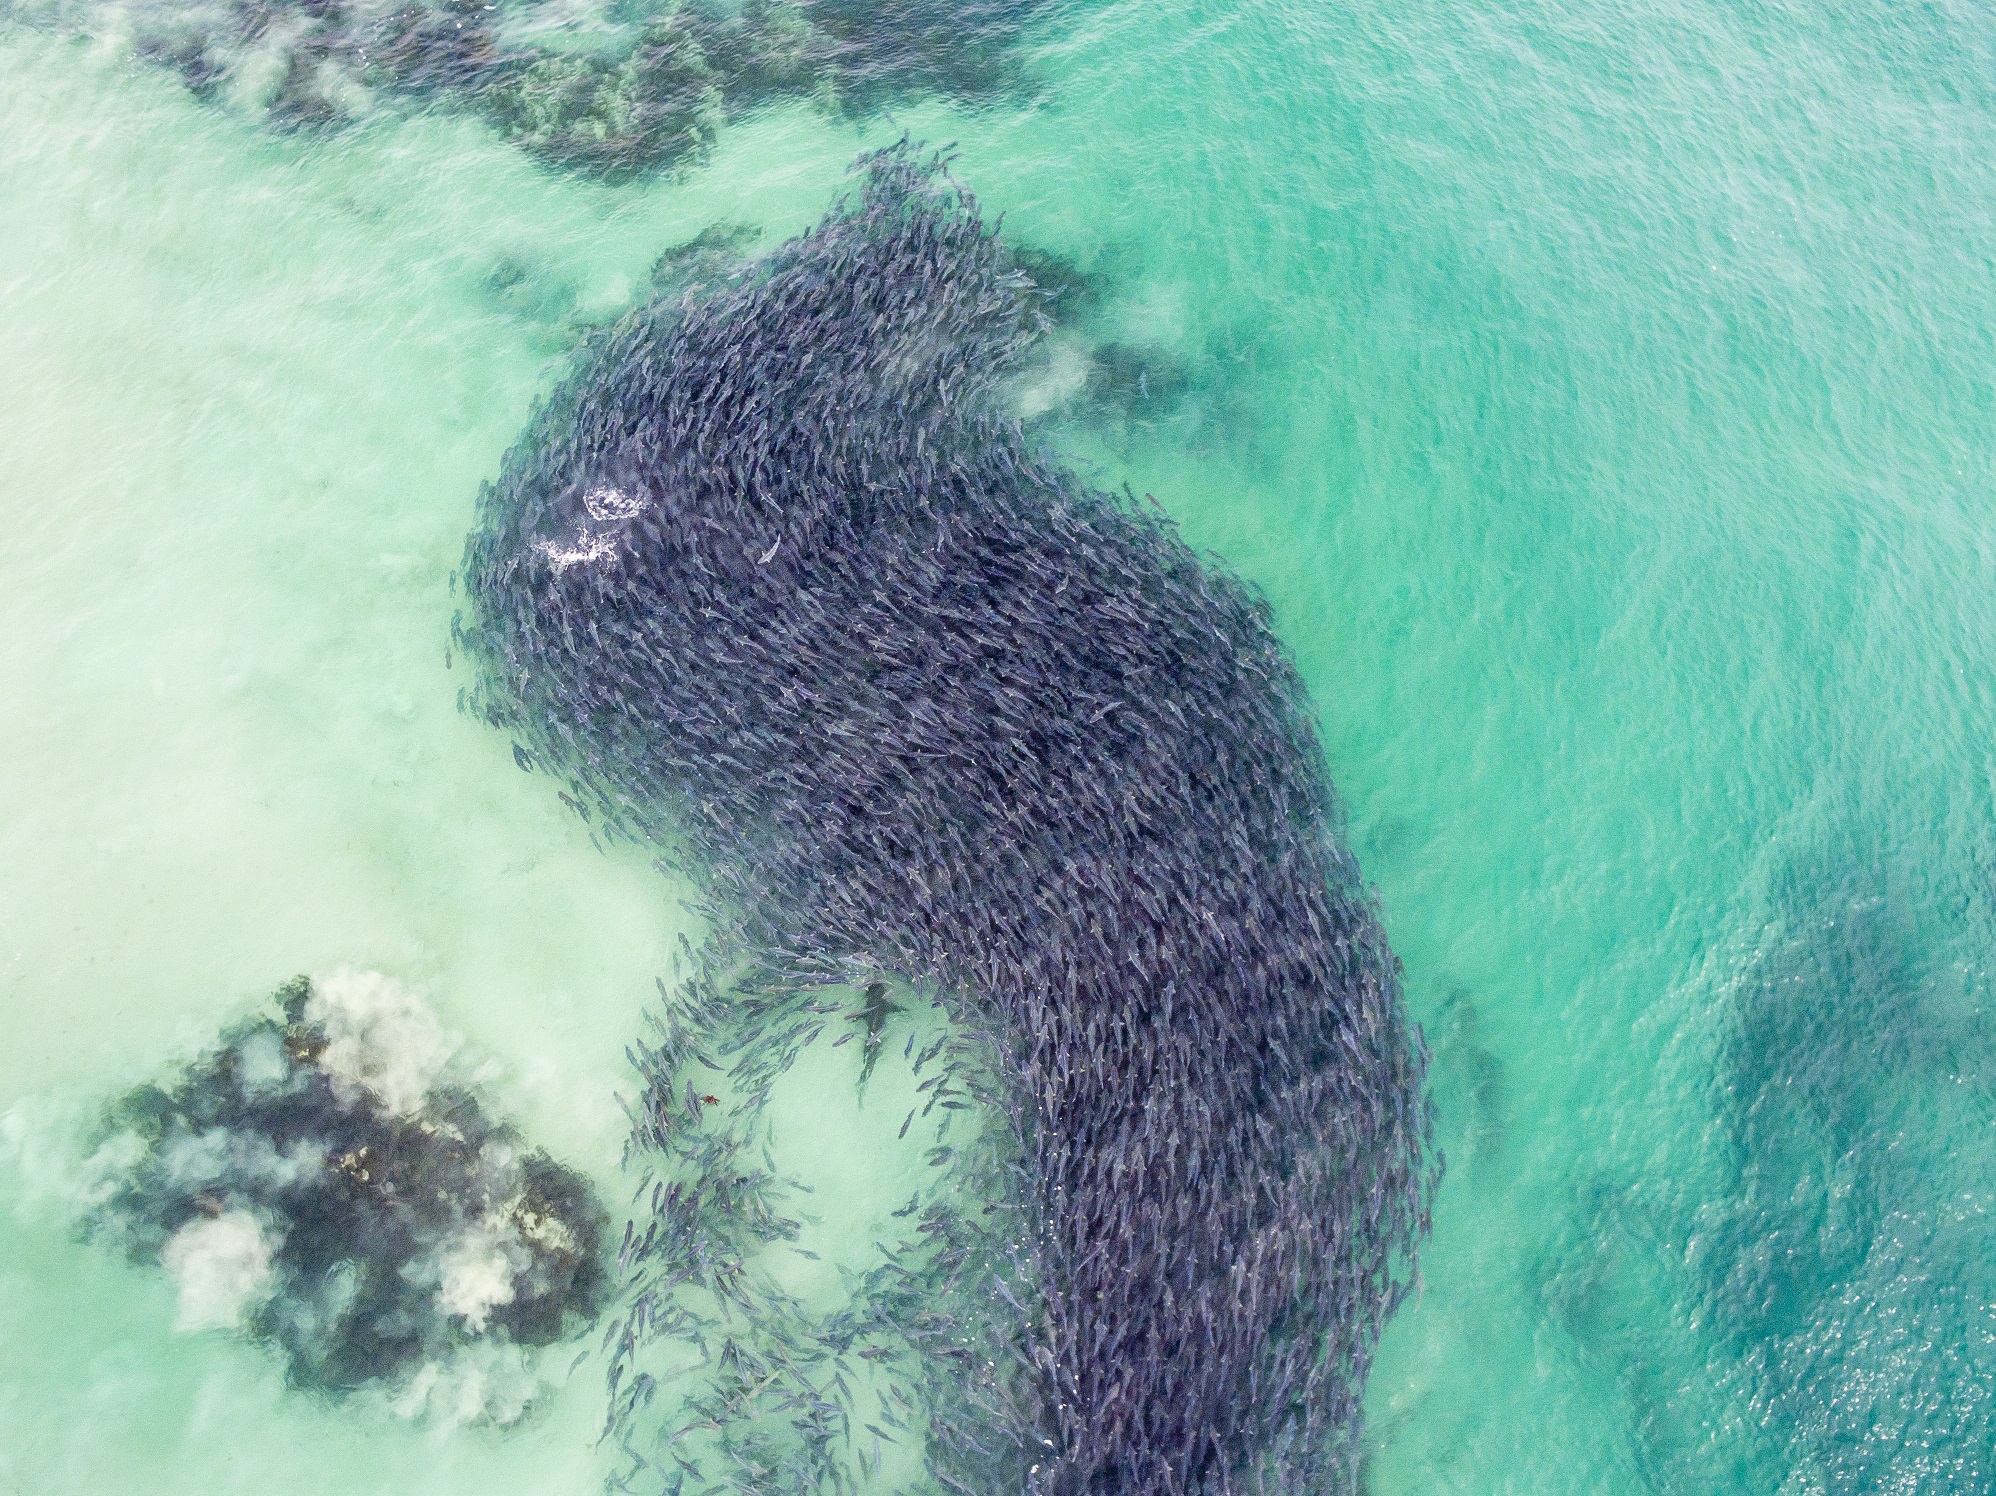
39, 0, 1050, 176
86, 972, 607, 1414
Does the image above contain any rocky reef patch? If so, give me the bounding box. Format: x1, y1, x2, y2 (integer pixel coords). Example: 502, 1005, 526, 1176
8, 0, 1059, 178
81, 971, 608, 1422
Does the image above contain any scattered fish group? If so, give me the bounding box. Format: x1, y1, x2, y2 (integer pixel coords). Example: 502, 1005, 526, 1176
460, 143, 1436, 1493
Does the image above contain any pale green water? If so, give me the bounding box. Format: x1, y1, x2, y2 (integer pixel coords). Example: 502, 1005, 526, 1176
4, 0, 1995, 1490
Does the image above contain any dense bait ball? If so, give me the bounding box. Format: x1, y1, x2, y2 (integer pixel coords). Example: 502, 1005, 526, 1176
86, 973, 607, 1412
462, 144, 1435, 1493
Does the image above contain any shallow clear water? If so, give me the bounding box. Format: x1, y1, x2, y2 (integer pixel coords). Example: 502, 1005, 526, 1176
4, 0, 1995, 1490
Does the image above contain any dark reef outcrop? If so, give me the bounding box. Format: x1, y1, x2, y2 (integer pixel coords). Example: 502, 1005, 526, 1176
36, 0, 1054, 178
460, 145, 1434, 1493
85, 973, 607, 1412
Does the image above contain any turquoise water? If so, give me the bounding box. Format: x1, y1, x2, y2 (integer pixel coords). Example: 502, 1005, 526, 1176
3, 0, 1995, 1489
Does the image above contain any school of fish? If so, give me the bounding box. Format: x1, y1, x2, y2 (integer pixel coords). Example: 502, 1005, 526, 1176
459, 142, 1437, 1495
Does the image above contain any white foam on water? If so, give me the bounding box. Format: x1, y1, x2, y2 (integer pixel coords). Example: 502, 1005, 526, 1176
1014, 336, 1092, 419
157, 1125, 326, 1192
581, 484, 645, 521
431, 1216, 526, 1333
305, 968, 456, 1116
535, 531, 619, 574
234, 1027, 291, 1091
161, 1209, 277, 1332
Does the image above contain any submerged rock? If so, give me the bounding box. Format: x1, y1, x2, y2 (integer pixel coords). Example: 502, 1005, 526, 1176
462, 144, 1435, 1493
115, 0, 507, 126
35, 0, 1056, 177
482, 17, 721, 179
679, 0, 835, 109
86, 972, 607, 1415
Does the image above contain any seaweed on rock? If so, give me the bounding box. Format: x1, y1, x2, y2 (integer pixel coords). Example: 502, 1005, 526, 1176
1537, 836, 1996, 1494
1697, 849, 1996, 1492
646, 220, 765, 297
30, 0, 1058, 177
482, 17, 721, 180
84, 973, 608, 1415
678, 0, 835, 110
460, 144, 1435, 1493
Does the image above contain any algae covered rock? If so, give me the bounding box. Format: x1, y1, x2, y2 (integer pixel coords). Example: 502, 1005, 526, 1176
85, 972, 607, 1416
679, 0, 834, 108
63, 0, 1060, 176
483, 17, 721, 177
